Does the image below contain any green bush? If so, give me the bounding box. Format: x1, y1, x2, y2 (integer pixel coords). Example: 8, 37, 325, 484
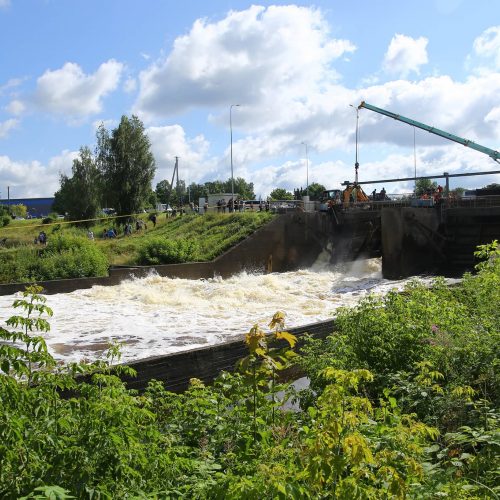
0, 235, 108, 283
138, 237, 199, 264
1, 215, 10, 227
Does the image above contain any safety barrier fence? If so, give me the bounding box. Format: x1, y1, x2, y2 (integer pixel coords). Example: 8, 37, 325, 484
336, 195, 500, 212
0, 201, 305, 236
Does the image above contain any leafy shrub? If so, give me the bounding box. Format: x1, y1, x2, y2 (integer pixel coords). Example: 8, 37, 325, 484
138, 237, 199, 264
1, 215, 10, 227
0, 235, 108, 283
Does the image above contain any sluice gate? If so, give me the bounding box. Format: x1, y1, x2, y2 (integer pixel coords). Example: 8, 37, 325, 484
324, 197, 500, 279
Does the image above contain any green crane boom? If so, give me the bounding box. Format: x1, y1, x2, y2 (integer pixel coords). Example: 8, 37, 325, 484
358, 101, 500, 163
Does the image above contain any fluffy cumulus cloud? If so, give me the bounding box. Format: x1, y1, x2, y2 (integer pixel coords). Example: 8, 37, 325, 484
5, 99, 25, 115
30, 60, 124, 118
356, 73, 500, 146
146, 125, 216, 187
133, 5, 355, 120
382, 34, 428, 77
0, 149, 77, 198
0, 118, 18, 138
472, 25, 500, 71
249, 157, 351, 198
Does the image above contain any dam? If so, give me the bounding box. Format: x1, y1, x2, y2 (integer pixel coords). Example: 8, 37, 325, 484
0, 200, 496, 389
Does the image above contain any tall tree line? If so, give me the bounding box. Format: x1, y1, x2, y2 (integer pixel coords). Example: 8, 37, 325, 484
155, 177, 256, 205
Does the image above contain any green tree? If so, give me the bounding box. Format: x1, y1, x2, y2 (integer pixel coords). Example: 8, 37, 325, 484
451, 187, 465, 197
269, 188, 293, 200
98, 116, 156, 217
202, 177, 255, 199
146, 188, 157, 209
53, 146, 101, 222
204, 180, 226, 195
157, 178, 195, 206
9, 204, 27, 218
187, 182, 207, 203
415, 178, 437, 197
306, 182, 326, 201
228, 177, 255, 199
155, 179, 171, 204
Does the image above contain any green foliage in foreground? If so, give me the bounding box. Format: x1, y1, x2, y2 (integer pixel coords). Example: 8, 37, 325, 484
0, 242, 498, 498
0, 235, 108, 284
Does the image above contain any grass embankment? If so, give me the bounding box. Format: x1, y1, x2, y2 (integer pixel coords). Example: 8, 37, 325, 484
0, 212, 274, 284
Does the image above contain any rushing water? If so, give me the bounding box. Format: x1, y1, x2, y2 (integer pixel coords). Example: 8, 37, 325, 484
0, 254, 424, 364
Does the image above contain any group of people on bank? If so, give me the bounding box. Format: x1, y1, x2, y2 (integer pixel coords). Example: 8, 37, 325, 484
212, 198, 270, 213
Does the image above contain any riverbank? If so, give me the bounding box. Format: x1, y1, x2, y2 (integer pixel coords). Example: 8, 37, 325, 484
0, 212, 274, 285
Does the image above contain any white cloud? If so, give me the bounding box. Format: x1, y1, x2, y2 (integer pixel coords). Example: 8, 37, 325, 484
0, 77, 24, 95
146, 125, 216, 187
5, 99, 25, 115
91, 118, 117, 132
472, 25, 500, 71
0, 118, 19, 138
484, 106, 500, 137
383, 34, 428, 77
134, 5, 355, 120
0, 0, 10, 8
30, 60, 124, 118
0, 149, 77, 198
123, 77, 137, 94
249, 158, 348, 198
356, 73, 500, 148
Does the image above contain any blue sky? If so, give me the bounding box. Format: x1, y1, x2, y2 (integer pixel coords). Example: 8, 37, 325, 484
1, 0, 499, 199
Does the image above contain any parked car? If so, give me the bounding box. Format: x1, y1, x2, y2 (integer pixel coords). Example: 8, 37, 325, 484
243, 200, 262, 211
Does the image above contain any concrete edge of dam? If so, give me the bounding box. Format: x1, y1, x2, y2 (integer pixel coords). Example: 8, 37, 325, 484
119, 317, 337, 393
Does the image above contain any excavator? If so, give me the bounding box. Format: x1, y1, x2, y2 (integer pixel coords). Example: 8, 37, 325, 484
342, 184, 369, 204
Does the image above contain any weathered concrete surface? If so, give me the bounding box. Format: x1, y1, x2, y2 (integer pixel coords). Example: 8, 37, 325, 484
121, 318, 336, 392
380, 205, 500, 278
0, 213, 325, 296
443, 206, 500, 273
381, 207, 442, 279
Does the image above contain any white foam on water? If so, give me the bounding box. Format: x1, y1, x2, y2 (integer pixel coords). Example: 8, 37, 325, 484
0, 257, 431, 364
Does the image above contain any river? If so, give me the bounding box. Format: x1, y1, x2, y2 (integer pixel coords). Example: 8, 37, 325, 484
0, 255, 427, 364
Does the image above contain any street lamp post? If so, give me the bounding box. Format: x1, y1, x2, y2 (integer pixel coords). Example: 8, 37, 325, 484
230, 104, 240, 211
301, 142, 309, 197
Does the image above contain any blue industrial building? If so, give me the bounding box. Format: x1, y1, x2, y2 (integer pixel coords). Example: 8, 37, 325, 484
0, 197, 55, 218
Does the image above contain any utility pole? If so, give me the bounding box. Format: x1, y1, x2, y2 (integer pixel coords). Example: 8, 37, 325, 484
167, 157, 180, 207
